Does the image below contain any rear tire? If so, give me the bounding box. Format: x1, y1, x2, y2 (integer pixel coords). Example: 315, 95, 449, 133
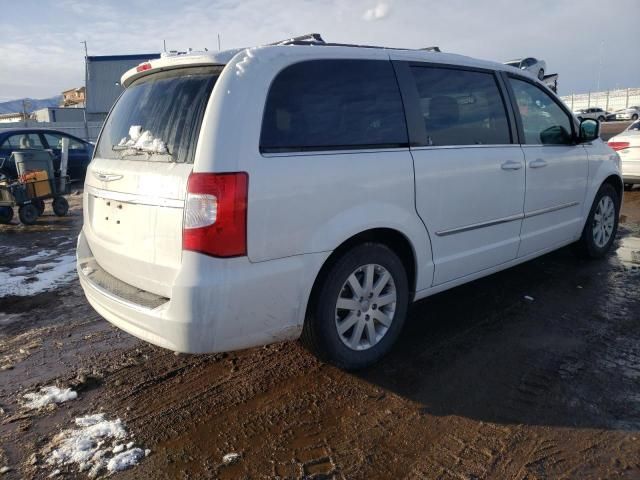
632, 114, 639, 121
301, 243, 409, 370
597, 116, 605, 122
575, 183, 619, 258
18, 204, 39, 225
52, 197, 69, 217
624, 183, 634, 191
0, 206, 13, 224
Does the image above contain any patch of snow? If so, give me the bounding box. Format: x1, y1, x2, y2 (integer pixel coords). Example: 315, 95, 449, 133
222, 452, 241, 464
126, 441, 134, 449
34, 262, 58, 271
48, 469, 60, 477
8, 266, 29, 275
106, 448, 144, 473
23, 386, 78, 410
19, 249, 58, 262
117, 127, 168, 154
0, 254, 77, 297
45, 413, 147, 477
524, 295, 535, 302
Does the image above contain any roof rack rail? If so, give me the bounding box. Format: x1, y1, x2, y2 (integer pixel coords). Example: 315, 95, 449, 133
270, 33, 326, 46
420, 46, 441, 52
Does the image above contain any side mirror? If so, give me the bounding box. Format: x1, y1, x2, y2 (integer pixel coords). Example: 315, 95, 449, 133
579, 118, 599, 143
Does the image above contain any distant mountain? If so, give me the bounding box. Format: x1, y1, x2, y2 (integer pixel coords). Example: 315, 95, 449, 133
0, 96, 62, 115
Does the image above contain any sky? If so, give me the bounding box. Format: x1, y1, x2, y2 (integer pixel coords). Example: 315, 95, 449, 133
1, 0, 638, 101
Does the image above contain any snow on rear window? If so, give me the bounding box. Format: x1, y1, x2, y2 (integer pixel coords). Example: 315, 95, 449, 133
96, 66, 221, 164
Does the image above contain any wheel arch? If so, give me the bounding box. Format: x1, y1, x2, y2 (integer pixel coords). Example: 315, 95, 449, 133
303, 228, 418, 322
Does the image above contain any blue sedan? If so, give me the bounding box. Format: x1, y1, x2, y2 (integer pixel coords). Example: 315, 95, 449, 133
0, 128, 94, 181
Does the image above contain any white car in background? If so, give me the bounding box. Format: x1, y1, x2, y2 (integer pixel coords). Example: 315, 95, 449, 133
574, 107, 608, 122
608, 120, 640, 189
615, 106, 640, 121
504, 57, 547, 80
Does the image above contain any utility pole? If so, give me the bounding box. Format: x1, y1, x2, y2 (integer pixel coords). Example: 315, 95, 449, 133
218, 34, 221, 51
596, 40, 604, 92
81, 41, 89, 141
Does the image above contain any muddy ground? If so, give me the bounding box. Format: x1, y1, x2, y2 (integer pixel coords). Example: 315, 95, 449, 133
1, 186, 640, 478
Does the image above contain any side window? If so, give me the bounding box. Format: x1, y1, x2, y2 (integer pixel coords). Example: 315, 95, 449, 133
44, 133, 63, 149
409, 66, 511, 146
509, 78, 574, 145
68, 137, 86, 150
3, 133, 44, 150
260, 60, 408, 152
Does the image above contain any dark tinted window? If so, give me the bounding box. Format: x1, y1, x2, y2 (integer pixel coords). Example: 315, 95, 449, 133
509, 78, 573, 145
260, 60, 408, 153
410, 67, 511, 146
96, 66, 220, 163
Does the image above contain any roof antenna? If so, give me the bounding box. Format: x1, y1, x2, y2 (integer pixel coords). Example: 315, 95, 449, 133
218, 34, 221, 51
163, 39, 167, 52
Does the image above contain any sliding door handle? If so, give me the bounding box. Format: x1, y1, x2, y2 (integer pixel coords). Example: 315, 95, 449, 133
501, 161, 523, 170
529, 159, 548, 168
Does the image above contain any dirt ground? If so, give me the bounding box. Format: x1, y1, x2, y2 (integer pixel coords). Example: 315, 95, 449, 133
1, 182, 640, 478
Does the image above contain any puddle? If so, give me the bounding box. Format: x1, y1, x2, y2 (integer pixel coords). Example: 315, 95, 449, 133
615, 236, 640, 269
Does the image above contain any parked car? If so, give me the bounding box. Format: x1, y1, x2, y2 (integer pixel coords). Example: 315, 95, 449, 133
0, 128, 93, 181
608, 120, 640, 190
504, 57, 547, 80
614, 106, 640, 121
574, 107, 608, 122
76, 38, 622, 370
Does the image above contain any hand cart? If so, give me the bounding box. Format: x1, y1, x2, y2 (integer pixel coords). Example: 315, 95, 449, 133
0, 150, 70, 226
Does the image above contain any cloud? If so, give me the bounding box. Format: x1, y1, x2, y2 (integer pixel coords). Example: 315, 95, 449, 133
363, 2, 390, 21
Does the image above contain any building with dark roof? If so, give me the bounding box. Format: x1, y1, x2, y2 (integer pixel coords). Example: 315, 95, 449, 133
86, 54, 160, 121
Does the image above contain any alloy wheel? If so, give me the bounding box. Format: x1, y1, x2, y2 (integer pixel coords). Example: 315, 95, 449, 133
592, 195, 615, 248
335, 264, 397, 351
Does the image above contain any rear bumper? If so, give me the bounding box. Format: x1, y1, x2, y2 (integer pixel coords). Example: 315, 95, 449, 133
77, 230, 329, 353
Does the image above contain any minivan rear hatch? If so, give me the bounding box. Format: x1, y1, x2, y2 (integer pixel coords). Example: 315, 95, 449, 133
84, 66, 221, 298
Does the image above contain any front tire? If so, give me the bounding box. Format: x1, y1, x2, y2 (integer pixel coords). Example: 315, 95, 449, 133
52, 197, 69, 217
597, 116, 605, 122
575, 183, 620, 258
0, 206, 13, 224
18, 204, 39, 225
301, 243, 409, 370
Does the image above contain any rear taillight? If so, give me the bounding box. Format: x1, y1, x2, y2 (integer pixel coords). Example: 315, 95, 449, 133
183, 172, 248, 257
608, 141, 630, 151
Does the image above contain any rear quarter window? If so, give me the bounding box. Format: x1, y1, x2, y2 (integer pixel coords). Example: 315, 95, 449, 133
96, 66, 220, 164
260, 59, 408, 153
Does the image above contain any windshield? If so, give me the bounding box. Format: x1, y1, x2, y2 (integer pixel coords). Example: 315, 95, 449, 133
627, 120, 640, 131
96, 66, 221, 163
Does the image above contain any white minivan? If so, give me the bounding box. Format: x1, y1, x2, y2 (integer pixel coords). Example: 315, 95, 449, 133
77, 36, 623, 369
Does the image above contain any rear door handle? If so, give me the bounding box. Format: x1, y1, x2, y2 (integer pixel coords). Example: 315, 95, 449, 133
529, 159, 548, 168
501, 161, 523, 170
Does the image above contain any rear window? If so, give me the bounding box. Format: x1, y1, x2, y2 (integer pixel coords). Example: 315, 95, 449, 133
96, 66, 220, 164
260, 59, 408, 153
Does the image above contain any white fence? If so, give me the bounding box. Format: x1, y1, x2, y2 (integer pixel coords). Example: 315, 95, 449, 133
0, 120, 103, 142
560, 87, 640, 112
